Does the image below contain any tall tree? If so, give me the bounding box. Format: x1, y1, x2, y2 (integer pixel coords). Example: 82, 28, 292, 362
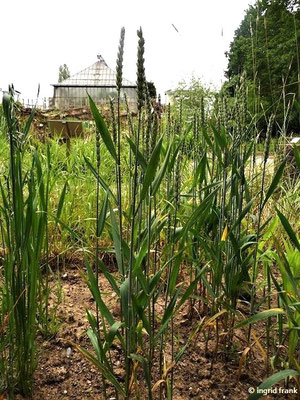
147, 81, 157, 99
225, 0, 300, 133
58, 64, 70, 83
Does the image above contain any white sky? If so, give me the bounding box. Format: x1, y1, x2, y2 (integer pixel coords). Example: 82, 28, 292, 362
0, 0, 254, 104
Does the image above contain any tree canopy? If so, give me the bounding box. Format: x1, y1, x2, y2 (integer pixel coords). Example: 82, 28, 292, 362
225, 0, 300, 133
147, 81, 157, 99
172, 76, 216, 111
58, 64, 70, 83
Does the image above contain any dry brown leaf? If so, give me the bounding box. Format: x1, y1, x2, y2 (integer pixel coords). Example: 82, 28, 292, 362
152, 379, 166, 393
237, 346, 251, 380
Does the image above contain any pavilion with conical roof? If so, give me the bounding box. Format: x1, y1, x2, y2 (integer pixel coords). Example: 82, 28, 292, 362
51, 55, 137, 109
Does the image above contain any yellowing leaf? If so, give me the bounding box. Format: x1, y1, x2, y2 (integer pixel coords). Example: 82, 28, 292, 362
221, 225, 228, 241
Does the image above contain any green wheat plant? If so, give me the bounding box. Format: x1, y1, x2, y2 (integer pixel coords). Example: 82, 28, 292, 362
0, 87, 49, 397
75, 28, 220, 400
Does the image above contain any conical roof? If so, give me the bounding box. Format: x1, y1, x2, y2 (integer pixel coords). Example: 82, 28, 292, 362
53, 55, 136, 88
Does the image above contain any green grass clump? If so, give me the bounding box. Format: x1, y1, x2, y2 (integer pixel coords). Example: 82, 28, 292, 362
0, 88, 50, 396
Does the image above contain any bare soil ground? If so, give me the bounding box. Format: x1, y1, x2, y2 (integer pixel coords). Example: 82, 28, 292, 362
17, 256, 297, 400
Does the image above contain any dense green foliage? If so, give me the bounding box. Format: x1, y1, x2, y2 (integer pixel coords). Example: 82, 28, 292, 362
225, 0, 300, 133
1, 88, 51, 396
146, 81, 157, 99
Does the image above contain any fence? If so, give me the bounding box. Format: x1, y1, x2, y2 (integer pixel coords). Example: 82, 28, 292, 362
20, 97, 48, 109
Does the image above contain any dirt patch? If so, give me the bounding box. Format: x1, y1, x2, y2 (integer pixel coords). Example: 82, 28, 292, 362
16, 259, 295, 400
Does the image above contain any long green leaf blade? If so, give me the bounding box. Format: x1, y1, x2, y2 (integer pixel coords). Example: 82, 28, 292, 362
262, 159, 286, 209
88, 94, 117, 161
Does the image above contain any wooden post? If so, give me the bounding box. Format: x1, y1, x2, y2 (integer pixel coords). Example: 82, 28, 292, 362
62, 121, 71, 158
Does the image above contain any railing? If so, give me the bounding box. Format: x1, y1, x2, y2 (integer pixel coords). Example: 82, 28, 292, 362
13, 96, 137, 112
